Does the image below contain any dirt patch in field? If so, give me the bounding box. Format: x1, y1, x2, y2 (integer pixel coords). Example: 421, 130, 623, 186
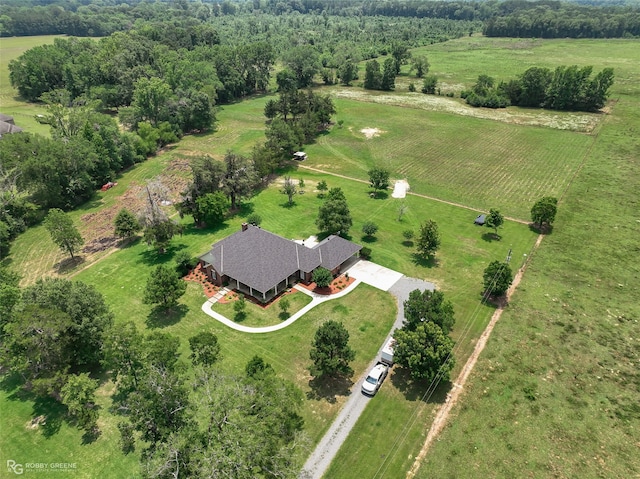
360, 127, 384, 139
78, 158, 191, 255
332, 88, 601, 133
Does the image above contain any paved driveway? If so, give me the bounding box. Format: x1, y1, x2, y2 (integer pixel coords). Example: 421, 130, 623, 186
301, 275, 435, 479
345, 259, 404, 291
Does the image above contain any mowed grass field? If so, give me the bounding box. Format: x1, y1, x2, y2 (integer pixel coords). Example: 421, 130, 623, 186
412, 40, 640, 479
305, 99, 593, 220
0, 35, 63, 136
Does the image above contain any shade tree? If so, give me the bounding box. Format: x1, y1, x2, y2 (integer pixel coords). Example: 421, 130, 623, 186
114, 208, 142, 240
403, 289, 455, 334
143, 264, 187, 310
393, 321, 455, 382
485, 208, 504, 237
368, 167, 390, 196
316, 187, 352, 236
483, 260, 514, 298
189, 332, 221, 367
416, 219, 441, 259
309, 320, 355, 378
44, 208, 84, 259
531, 196, 558, 230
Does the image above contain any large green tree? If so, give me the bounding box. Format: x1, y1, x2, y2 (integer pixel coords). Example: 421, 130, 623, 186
102, 321, 144, 390
309, 320, 355, 378
403, 289, 455, 334
316, 187, 352, 236
416, 219, 441, 259
381, 58, 396, 91
1, 305, 74, 396
188, 332, 221, 367
44, 208, 84, 259
531, 196, 558, 230
223, 151, 256, 210
364, 59, 382, 90
393, 321, 455, 382
368, 167, 390, 196
142, 369, 305, 478
22, 277, 114, 367
194, 192, 228, 227
483, 260, 513, 298
143, 264, 187, 310
114, 208, 141, 240
61, 373, 99, 431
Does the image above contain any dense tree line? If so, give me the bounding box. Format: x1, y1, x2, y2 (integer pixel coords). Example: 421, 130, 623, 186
9, 31, 268, 107
462, 65, 614, 112
483, 1, 640, 39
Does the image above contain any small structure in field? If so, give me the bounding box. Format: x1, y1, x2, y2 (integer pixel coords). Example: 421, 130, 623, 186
293, 151, 307, 161
474, 214, 486, 226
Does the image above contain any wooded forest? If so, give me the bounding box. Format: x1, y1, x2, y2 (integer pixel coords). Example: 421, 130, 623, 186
2, 0, 640, 39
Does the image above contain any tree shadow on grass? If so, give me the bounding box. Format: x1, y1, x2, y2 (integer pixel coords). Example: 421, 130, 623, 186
307, 374, 353, 404
402, 240, 414, 247
481, 232, 501, 242
370, 191, 389, 200
278, 312, 290, 321
529, 223, 553, 235
361, 236, 378, 244
411, 253, 438, 268
137, 243, 188, 265
82, 425, 102, 445
55, 256, 85, 275
146, 304, 188, 328
390, 367, 452, 403
280, 201, 296, 209
234, 312, 247, 323
32, 395, 66, 438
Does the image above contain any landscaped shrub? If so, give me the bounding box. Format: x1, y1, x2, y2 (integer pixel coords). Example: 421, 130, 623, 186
360, 247, 372, 259
175, 251, 197, 276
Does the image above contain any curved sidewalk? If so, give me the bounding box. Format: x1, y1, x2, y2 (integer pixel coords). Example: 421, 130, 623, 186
201, 279, 362, 334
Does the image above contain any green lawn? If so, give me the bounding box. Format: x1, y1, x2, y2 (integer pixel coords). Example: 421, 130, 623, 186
211, 289, 313, 327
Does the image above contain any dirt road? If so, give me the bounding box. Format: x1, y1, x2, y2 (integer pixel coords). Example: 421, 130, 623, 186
405, 233, 545, 478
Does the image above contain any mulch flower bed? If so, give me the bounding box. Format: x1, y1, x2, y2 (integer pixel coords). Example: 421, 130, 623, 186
299, 274, 355, 295
183, 264, 220, 298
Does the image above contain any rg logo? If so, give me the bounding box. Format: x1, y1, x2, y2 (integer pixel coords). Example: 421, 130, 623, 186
6, 460, 24, 475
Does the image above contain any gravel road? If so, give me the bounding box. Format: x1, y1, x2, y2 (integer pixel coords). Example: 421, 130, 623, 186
300, 276, 435, 479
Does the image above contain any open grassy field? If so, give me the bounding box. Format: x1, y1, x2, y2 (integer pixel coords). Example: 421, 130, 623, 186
304, 98, 593, 220
415, 78, 640, 479
0, 35, 63, 137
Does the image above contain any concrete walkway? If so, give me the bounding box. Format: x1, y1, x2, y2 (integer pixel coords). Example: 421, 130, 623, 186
201, 278, 362, 334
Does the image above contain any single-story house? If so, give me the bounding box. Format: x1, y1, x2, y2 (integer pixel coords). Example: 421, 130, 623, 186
199, 224, 361, 302
474, 214, 486, 226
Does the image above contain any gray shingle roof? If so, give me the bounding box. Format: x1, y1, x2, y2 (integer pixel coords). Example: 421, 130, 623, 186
316, 235, 362, 271
0, 121, 22, 135
200, 226, 361, 294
